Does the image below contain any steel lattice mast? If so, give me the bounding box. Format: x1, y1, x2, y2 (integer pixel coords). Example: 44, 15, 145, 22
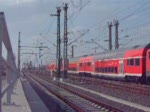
108, 22, 112, 50
56, 7, 61, 78
114, 20, 119, 49
63, 4, 68, 78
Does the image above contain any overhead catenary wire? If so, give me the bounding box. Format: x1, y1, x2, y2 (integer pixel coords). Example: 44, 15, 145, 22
120, 4, 150, 22
65, 0, 144, 53
27, 0, 150, 62
65, 1, 149, 56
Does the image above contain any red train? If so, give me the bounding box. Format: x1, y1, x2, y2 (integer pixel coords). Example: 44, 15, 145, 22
46, 44, 150, 83
46, 62, 56, 71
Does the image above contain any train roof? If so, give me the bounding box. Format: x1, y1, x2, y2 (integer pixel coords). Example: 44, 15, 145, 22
69, 56, 82, 62
93, 48, 125, 60
94, 43, 150, 60
70, 43, 150, 61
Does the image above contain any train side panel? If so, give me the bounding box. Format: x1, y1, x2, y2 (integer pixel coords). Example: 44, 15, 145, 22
68, 61, 78, 74
79, 56, 93, 76
94, 59, 119, 76
124, 49, 144, 77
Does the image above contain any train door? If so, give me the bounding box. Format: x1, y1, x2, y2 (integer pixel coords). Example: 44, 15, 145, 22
84, 62, 86, 72
92, 61, 95, 73
83, 62, 86, 76
146, 50, 150, 77
119, 60, 124, 76
77, 62, 79, 71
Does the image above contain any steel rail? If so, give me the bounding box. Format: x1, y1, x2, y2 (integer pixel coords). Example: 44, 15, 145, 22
25, 74, 87, 112
68, 75, 150, 96
25, 72, 123, 112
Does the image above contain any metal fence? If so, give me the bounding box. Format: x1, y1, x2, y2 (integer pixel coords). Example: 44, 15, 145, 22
0, 12, 18, 112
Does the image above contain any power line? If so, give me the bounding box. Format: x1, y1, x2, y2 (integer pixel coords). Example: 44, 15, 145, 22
67, 29, 90, 46
120, 4, 150, 22
122, 20, 150, 32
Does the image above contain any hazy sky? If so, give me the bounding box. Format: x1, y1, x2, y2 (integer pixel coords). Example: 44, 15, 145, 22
1, 0, 150, 66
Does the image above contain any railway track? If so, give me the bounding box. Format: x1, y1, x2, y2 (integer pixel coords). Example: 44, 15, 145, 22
25, 72, 123, 112
67, 74, 150, 96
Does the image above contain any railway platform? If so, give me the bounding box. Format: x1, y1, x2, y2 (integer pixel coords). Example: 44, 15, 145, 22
2, 78, 49, 112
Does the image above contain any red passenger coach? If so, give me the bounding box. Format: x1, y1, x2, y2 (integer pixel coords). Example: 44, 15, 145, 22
68, 56, 80, 74
92, 44, 150, 82
123, 44, 150, 82
46, 64, 51, 71
79, 56, 94, 76
124, 49, 144, 78
93, 50, 125, 79
46, 44, 150, 83
94, 59, 119, 76
68, 61, 78, 72
46, 63, 56, 71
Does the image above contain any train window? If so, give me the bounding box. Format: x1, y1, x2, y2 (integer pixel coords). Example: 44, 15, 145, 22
115, 67, 118, 73
127, 59, 130, 65
105, 67, 107, 73
95, 68, 97, 72
108, 67, 111, 72
100, 68, 102, 72
74, 68, 77, 71
107, 67, 109, 73
96, 68, 98, 72
87, 62, 91, 66
80, 63, 82, 67
97, 68, 99, 72
99, 68, 101, 72
135, 58, 140, 66
130, 59, 134, 66
102, 68, 104, 72
113, 67, 115, 73
110, 67, 113, 72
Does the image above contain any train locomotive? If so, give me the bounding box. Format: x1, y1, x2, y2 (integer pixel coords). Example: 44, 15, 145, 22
46, 43, 150, 83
